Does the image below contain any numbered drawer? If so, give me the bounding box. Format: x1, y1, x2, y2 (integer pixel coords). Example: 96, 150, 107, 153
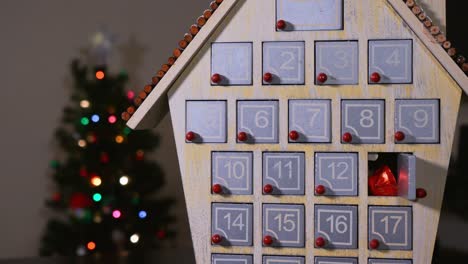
263, 204, 305, 248
368, 206, 412, 250
315, 257, 358, 264
314, 205, 358, 249
395, 99, 440, 144
341, 100, 385, 144
368, 259, 412, 264
212, 152, 253, 195
263, 152, 305, 195
263, 255, 305, 264
212, 254, 253, 264
212, 203, 253, 246
211, 42, 253, 85
276, 0, 343, 31
237, 100, 279, 143
289, 100, 331, 143
315, 41, 359, 85
186, 100, 227, 143
314, 152, 358, 196
263, 41, 305, 85
368, 40, 413, 84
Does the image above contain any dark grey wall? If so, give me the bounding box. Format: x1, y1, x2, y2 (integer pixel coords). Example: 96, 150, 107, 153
0, 0, 207, 259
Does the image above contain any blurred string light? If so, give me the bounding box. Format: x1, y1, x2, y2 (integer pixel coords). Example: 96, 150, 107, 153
119, 176, 129, 186
91, 114, 100, 123
130, 234, 139, 244
95, 70, 105, 80
108, 115, 117, 124
115, 135, 124, 144
127, 91, 135, 100
136, 150, 144, 161
112, 210, 121, 219
76, 246, 86, 256
94, 213, 102, 223
78, 140, 87, 148
81, 117, 90, 126
138, 210, 147, 219
87, 241, 96, 250
123, 127, 132, 135
91, 176, 102, 187
80, 100, 90, 108
87, 133, 97, 143
92, 193, 102, 202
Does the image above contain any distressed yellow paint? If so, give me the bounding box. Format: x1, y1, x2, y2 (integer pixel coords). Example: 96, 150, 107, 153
166, 0, 462, 263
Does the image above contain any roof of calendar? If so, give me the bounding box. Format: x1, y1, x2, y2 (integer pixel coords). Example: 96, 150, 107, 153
122, 0, 241, 130
123, 0, 468, 130
387, 0, 468, 90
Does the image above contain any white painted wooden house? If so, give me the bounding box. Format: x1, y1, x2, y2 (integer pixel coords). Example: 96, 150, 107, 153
123, 0, 468, 263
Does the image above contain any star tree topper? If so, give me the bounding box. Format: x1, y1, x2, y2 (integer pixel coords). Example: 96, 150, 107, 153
89, 29, 116, 66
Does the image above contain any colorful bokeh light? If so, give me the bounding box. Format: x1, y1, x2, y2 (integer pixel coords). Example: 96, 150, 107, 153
91, 114, 100, 123
90, 176, 102, 187
108, 115, 117, 124
78, 140, 87, 148
80, 100, 90, 108
112, 210, 121, 219
130, 234, 139, 243
81, 117, 89, 126
138, 210, 147, 219
127, 91, 135, 100
95, 70, 105, 80
115, 135, 124, 144
87, 241, 96, 250
119, 176, 129, 186
92, 193, 102, 202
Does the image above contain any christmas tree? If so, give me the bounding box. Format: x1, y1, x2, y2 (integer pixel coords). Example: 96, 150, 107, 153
40, 32, 174, 259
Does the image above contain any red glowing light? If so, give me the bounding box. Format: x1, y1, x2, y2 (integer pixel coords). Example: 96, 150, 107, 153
127, 91, 135, 100
87, 241, 96, 250
95, 71, 105, 80
368, 165, 398, 196
108, 115, 117, 124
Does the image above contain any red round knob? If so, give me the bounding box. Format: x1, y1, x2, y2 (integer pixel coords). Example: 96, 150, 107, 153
395, 131, 405, 142
277, 20, 286, 30
263, 72, 273, 83
186, 131, 196, 141
342, 132, 353, 143
315, 237, 326, 248
315, 185, 326, 195
211, 73, 221, 84
263, 184, 273, 194
289, 130, 299, 141
416, 188, 427, 198
369, 239, 380, 249
263, 235, 273, 246
212, 184, 223, 194
370, 72, 381, 83
237, 131, 248, 142
212, 234, 222, 244
317, 73, 328, 84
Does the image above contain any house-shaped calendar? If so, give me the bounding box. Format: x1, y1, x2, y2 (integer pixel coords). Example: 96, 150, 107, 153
122, 0, 468, 263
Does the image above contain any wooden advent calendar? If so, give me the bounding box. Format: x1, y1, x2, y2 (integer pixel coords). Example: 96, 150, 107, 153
122, 0, 468, 263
